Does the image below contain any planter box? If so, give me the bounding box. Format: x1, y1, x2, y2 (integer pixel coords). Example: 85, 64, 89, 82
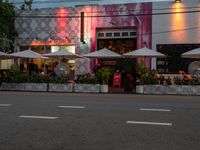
48, 83, 73, 92
23, 83, 48, 92
100, 84, 109, 93
142, 85, 200, 95
0, 83, 48, 92
136, 85, 144, 94
0, 83, 25, 91
74, 84, 100, 93
143, 85, 167, 95
167, 85, 178, 95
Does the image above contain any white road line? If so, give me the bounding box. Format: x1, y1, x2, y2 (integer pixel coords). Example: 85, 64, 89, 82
19, 115, 58, 120
0, 104, 11, 107
139, 108, 171, 112
58, 106, 85, 109
126, 121, 172, 126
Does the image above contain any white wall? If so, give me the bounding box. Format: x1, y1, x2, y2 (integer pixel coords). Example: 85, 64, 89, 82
152, 0, 200, 68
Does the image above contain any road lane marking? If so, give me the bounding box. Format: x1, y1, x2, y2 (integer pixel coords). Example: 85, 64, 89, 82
139, 108, 171, 112
0, 104, 11, 107
126, 121, 172, 126
19, 115, 58, 120
58, 106, 85, 109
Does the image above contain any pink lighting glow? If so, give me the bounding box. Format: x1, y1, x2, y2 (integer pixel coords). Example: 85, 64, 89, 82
56, 8, 68, 39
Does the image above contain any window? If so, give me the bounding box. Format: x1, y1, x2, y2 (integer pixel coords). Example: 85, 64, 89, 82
157, 44, 200, 73
96, 29, 137, 39
130, 32, 136, 36
114, 32, 120, 37
122, 32, 128, 36
157, 60, 165, 65
106, 32, 112, 37
98, 33, 104, 37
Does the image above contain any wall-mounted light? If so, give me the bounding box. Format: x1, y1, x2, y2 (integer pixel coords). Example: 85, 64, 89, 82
175, 0, 181, 3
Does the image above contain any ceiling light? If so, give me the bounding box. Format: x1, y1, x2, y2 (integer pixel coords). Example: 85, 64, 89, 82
175, 0, 181, 3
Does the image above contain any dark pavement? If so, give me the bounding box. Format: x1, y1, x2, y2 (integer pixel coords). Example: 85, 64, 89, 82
0, 92, 199, 150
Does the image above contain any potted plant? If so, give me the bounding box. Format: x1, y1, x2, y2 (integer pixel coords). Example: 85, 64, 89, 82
95, 67, 112, 93
74, 74, 100, 93
135, 62, 148, 94
0, 66, 29, 91
48, 75, 73, 92
0, 66, 49, 91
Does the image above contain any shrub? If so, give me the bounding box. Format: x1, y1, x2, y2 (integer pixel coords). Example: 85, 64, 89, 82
165, 77, 172, 85
173, 76, 183, 85
2, 72, 29, 83
77, 74, 99, 84
173, 75, 200, 85
29, 75, 49, 83
188, 76, 200, 85
95, 67, 112, 84
49, 76, 69, 84
143, 74, 158, 85
136, 64, 159, 85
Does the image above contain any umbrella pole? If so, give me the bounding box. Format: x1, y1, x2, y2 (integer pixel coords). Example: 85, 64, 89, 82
43, 59, 46, 74
43, 46, 46, 74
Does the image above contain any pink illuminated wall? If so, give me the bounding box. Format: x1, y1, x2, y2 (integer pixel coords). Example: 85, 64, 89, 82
54, 3, 152, 53
87, 3, 152, 67
88, 3, 152, 51
56, 8, 69, 39
54, 3, 152, 71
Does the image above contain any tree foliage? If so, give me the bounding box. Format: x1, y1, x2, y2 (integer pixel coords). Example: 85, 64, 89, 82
0, 1, 17, 52
20, 0, 33, 10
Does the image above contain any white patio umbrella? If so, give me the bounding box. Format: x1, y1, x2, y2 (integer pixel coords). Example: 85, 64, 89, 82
123, 47, 166, 58
0, 51, 7, 56
181, 47, 200, 59
0, 51, 11, 59
43, 49, 81, 58
9, 50, 47, 59
84, 48, 121, 58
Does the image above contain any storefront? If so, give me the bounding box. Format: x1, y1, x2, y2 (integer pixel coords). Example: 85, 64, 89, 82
13, 0, 200, 93
15, 2, 152, 76
152, 0, 200, 73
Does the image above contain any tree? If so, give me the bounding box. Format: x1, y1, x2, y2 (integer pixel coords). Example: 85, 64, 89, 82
0, 1, 17, 52
20, 0, 33, 10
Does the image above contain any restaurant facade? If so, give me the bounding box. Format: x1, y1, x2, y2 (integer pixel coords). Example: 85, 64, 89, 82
13, 0, 200, 75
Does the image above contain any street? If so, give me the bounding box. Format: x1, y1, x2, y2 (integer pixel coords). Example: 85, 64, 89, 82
0, 92, 200, 150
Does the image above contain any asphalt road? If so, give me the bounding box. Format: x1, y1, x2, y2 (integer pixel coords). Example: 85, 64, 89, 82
0, 92, 200, 150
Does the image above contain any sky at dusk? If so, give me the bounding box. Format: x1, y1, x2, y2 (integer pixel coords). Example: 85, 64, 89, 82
12, 0, 174, 8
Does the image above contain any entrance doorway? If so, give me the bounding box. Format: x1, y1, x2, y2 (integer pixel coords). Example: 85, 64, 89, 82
96, 28, 137, 92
